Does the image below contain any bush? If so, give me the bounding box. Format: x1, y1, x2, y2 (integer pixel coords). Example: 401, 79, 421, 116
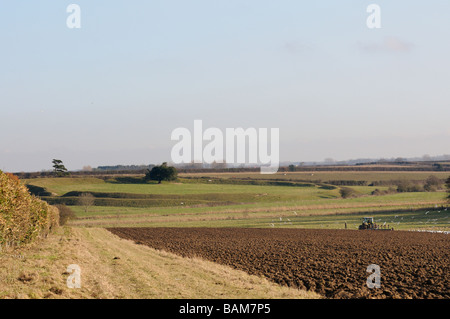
396, 181, 424, 193
0, 171, 59, 249
329, 180, 368, 186
54, 204, 76, 226
371, 187, 397, 196
446, 176, 450, 201
339, 187, 358, 199
424, 175, 442, 192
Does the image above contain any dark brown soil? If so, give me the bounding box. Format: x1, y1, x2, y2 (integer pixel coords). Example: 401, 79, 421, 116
107, 228, 449, 299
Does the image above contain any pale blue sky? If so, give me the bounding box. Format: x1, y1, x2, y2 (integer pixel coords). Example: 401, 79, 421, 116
1, 1, 450, 171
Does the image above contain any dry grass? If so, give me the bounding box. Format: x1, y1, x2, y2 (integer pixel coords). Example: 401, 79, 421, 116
0, 226, 320, 299
180, 171, 450, 182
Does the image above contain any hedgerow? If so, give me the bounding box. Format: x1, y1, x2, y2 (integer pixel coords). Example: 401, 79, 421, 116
0, 171, 59, 250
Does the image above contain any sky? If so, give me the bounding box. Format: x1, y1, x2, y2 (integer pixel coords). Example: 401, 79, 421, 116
1, 1, 450, 172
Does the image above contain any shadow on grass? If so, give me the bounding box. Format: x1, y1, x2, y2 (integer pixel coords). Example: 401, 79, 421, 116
317, 184, 337, 190
105, 176, 151, 184
26, 184, 52, 196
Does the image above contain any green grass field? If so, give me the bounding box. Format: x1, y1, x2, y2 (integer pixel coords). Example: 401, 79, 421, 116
23, 173, 450, 231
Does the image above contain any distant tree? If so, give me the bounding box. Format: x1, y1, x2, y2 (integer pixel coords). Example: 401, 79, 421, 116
145, 162, 177, 184
446, 176, 450, 201
77, 193, 95, 213
288, 164, 296, 172
82, 165, 93, 172
52, 159, 69, 177
211, 160, 227, 169
396, 181, 424, 193
372, 187, 397, 196
396, 181, 410, 193
424, 175, 442, 192
182, 161, 203, 169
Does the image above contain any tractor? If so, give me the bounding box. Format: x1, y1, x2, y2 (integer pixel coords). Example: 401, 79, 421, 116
359, 217, 375, 230
358, 217, 393, 231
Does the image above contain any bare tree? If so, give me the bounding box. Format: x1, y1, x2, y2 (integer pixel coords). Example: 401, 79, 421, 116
78, 193, 95, 212
82, 165, 93, 172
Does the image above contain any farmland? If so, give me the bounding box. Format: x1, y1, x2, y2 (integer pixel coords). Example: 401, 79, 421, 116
181, 171, 450, 184
23, 172, 450, 231
13, 169, 450, 299
108, 227, 450, 299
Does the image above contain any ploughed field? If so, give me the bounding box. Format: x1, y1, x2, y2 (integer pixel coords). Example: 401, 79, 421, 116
107, 228, 449, 299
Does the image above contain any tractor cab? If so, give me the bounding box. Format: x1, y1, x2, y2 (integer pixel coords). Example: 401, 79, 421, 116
359, 217, 375, 230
